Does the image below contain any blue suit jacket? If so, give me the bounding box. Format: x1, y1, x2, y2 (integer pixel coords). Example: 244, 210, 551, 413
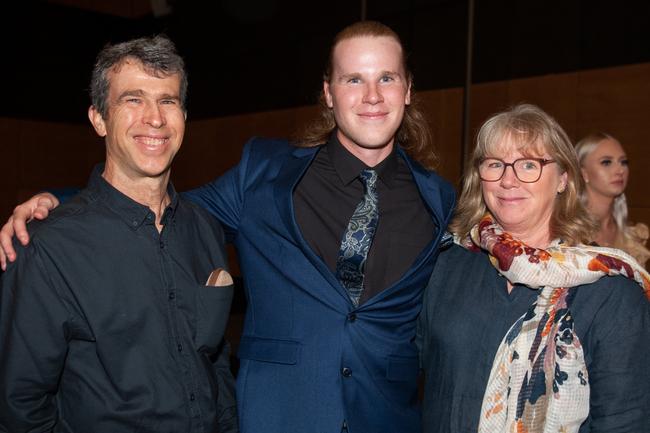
185, 137, 456, 433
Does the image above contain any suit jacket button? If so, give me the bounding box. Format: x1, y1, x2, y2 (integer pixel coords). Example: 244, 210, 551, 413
341, 367, 352, 377
347, 313, 357, 322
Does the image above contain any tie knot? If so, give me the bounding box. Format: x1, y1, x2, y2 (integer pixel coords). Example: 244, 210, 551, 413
359, 169, 378, 189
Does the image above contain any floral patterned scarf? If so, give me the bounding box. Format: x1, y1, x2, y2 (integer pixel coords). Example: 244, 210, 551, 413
459, 214, 650, 433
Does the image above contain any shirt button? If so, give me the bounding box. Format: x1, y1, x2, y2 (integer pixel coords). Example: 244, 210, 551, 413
347, 313, 357, 322
189, 393, 196, 401
341, 367, 352, 377
168, 292, 176, 300
177, 343, 183, 352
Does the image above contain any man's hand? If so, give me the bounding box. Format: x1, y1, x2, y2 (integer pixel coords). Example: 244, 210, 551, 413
0, 193, 59, 270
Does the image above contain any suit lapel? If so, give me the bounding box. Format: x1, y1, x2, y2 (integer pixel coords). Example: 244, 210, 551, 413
360, 148, 449, 308
273, 146, 352, 304
272, 146, 315, 241
271, 145, 453, 310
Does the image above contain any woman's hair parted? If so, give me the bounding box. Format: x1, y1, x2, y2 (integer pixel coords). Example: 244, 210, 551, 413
450, 103, 596, 245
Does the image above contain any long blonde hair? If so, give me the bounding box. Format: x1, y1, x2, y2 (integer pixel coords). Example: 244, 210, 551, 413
575, 132, 628, 234
293, 21, 437, 170
451, 103, 596, 245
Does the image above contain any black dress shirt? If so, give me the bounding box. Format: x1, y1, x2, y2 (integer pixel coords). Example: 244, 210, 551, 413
0, 166, 238, 433
294, 134, 436, 304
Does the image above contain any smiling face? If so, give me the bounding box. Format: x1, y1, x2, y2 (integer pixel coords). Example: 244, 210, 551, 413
481, 134, 567, 246
323, 35, 411, 162
581, 137, 629, 199
88, 59, 185, 186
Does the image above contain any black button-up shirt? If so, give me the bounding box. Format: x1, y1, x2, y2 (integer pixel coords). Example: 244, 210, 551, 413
294, 134, 436, 304
0, 166, 238, 433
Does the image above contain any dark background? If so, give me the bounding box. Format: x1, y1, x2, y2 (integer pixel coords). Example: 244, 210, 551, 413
2, 0, 649, 123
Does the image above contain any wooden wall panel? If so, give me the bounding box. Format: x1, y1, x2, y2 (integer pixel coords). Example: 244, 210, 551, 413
629, 207, 650, 229
468, 73, 581, 145
458, 63, 650, 229
171, 119, 227, 191
418, 87, 464, 186
16, 120, 103, 192
575, 64, 650, 210
1, 62, 649, 236
468, 80, 510, 149
506, 72, 580, 139
0, 119, 103, 209
173, 105, 321, 191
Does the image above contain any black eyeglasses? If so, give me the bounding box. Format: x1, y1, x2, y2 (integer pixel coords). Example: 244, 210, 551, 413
478, 158, 557, 183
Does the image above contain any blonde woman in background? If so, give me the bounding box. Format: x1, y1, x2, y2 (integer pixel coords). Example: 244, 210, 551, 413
576, 132, 650, 267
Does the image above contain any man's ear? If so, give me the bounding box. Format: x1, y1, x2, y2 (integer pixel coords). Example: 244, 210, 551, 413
323, 81, 333, 108
88, 106, 107, 137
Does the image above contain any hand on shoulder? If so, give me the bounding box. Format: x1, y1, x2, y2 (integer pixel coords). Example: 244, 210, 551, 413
0, 192, 59, 270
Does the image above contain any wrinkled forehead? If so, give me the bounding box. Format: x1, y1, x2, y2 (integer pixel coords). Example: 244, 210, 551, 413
482, 128, 549, 159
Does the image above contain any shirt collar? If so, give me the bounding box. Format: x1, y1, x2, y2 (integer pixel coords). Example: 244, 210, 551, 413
86, 163, 179, 230
326, 131, 399, 188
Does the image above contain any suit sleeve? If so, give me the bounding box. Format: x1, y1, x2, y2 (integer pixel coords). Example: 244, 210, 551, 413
183, 138, 258, 243
585, 278, 650, 432
0, 242, 74, 432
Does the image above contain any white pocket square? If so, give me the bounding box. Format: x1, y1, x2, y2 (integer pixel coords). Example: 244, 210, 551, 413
205, 268, 234, 287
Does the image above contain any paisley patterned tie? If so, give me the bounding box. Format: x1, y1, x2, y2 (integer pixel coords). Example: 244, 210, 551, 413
336, 169, 379, 306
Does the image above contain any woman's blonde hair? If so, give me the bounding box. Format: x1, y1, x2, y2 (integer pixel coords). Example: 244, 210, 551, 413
575, 132, 629, 235
450, 103, 596, 245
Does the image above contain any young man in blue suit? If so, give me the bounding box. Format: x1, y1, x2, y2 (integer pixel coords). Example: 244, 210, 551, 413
1, 21, 455, 433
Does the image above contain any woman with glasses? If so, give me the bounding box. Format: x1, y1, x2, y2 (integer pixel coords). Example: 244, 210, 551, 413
576, 132, 650, 267
417, 104, 650, 433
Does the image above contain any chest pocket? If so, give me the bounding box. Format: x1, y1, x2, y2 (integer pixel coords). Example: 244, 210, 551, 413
195, 283, 234, 354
